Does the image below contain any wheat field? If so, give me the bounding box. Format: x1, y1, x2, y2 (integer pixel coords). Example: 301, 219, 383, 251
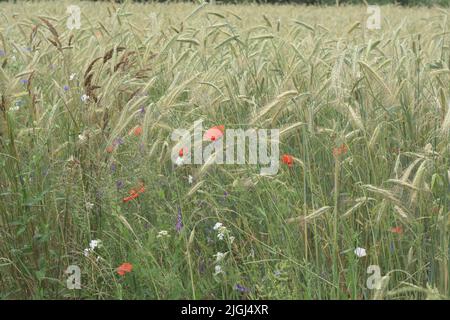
0, 1, 449, 299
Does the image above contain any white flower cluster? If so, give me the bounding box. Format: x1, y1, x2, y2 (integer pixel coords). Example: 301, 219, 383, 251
81, 94, 89, 103
84, 239, 102, 257
157, 230, 170, 238
214, 251, 227, 263
214, 265, 223, 275
213, 222, 226, 240
213, 251, 227, 276
213, 222, 234, 243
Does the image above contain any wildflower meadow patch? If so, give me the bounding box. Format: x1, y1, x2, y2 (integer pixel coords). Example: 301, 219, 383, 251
0, 1, 449, 301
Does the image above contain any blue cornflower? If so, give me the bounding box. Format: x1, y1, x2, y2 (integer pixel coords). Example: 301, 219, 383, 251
234, 284, 250, 293
113, 137, 124, 146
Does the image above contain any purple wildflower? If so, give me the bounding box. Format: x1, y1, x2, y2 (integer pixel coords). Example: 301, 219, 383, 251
113, 137, 124, 146
116, 180, 124, 189
139, 105, 145, 116
110, 162, 116, 172
20, 79, 28, 85
176, 207, 183, 232
0, 50, 5, 57
234, 284, 250, 293
63, 85, 69, 91
221, 191, 229, 204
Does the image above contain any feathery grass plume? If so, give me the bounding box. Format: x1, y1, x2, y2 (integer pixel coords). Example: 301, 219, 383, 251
410, 159, 430, 205
286, 206, 332, 225
358, 60, 392, 97
250, 90, 297, 125
441, 102, 450, 137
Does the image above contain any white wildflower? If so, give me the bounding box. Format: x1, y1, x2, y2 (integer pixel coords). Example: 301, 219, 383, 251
81, 94, 89, 103
89, 239, 102, 250
214, 265, 223, 275
213, 222, 223, 230
86, 202, 94, 210
78, 133, 87, 142
214, 252, 227, 263
157, 230, 170, 238
213, 222, 228, 241
354, 247, 367, 258
69, 73, 76, 81
188, 175, 193, 184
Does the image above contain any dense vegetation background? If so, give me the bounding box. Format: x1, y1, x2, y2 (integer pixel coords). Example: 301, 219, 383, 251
97, 0, 450, 7
1, 0, 449, 300
121, 0, 448, 6
1, 0, 450, 7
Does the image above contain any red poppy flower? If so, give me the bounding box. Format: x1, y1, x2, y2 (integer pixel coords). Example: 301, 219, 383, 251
117, 262, 133, 276
122, 182, 145, 203
122, 192, 139, 203
390, 226, 403, 235
204, 125, 224, 141
137, 184, 145, 194
133, 126, 143, 136
333, 144, 348, 157
282, 154, 294, 167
